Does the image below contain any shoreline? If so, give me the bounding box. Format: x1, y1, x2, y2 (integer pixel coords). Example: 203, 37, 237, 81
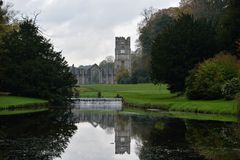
123, 99, 238, 115
79, 84, 238, 115
0, 96, 49, 115
0, 102, 49, 110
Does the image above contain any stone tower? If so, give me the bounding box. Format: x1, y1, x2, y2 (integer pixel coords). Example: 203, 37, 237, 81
114, 37, 131, 76
115, 116, 131, 154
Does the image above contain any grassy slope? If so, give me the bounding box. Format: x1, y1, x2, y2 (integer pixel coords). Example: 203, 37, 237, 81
0, 96, 48, 108
79, 84, 237, 115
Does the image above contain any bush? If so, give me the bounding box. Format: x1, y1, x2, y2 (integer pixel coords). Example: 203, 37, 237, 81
222, 78, 240, 100
73, 88, 80, 98
118, 75, 131, 84
186, 53, 240, 100
115, 66, 131, 84
97, 92, 102, 98
131, 69, 151, 84
237, 95, 240, 116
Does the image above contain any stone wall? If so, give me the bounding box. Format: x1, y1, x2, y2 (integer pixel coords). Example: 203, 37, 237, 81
70, 64, 114, 85
70, 36, 131, 84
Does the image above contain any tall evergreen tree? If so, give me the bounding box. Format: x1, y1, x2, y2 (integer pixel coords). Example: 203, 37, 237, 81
0, 1, 15, 91
218, 0, 240, 53
151, 14, 219, 93
0, 19, 76, 104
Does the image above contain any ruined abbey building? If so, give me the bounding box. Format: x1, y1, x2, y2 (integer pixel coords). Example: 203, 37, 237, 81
114, 37, 131, 76
70, 37, 132, 84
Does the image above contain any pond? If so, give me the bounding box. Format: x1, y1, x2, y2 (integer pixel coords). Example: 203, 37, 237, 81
0, 108, 240, 160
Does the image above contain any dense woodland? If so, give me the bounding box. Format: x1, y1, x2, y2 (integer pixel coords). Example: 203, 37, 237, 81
130, 0, 240, 100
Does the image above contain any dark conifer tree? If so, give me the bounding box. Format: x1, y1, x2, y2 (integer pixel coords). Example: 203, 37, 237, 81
0, 19, 76, 104
151, 14, 219, 93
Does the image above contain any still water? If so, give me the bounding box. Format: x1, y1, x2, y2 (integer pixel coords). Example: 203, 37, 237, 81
0, 109, 240, 160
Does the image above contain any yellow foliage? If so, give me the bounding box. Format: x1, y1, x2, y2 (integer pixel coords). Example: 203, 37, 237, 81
115, 66, 129, 82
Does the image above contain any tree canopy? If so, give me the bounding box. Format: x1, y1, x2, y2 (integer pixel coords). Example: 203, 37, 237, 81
136, 0, 240, 93
151, 14, 218, 93
0, 19, 76, 104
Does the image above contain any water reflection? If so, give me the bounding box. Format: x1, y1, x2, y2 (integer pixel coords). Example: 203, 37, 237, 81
0, 110, 77, 159
186, 121, 240, 160
131, 117, 205, 160
115, 116, 131, 154
68, 111, 133, 159
0, 109, 240, 160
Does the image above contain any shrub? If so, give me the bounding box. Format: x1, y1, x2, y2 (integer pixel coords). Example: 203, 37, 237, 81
97, 92, 102, 98
222, 78, 240, 100
118, 75, 131, 84
236, 95, 240, 116
186, 53, 240, 100
115, 66, 131, 84
73, 88, 80, 98
131, 69, 151, 84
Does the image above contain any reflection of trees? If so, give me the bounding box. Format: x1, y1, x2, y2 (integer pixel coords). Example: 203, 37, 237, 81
6, 110, 239, 160
0, 110, 77, 160
131, 116, 240, 160
185, 121, 240, 160
131, 117, 204, 160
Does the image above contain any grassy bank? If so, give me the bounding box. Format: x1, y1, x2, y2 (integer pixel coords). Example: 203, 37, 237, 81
0, 96, 48, 109
79, 84, 237, 115
0, 108, 49, 116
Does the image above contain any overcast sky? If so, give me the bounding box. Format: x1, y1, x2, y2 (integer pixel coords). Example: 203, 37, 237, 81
5, 0, 180, 66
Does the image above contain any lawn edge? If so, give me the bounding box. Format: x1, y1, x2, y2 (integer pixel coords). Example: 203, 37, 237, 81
123, 99, 238, 115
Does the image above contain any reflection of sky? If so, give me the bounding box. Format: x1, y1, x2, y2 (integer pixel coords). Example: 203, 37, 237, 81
54, 122, 141, 160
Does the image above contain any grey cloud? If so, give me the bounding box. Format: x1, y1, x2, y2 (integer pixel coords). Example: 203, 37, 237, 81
5, 0, 180, 66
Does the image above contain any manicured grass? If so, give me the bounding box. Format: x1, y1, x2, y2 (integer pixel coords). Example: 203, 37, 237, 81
0, 96, 48, 108
0, 108, 48, 116
79, 84, 238, 115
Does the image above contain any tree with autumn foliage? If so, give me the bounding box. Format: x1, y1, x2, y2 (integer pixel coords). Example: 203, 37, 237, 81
115, 66, 131, 84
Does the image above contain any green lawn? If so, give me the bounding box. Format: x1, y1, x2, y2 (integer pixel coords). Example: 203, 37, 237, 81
0, 96, 48, 108
0, 108, 48, 116
79, 84, 238, 115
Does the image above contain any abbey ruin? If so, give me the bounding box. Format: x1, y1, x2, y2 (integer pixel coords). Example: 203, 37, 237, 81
70, 37, 131, 84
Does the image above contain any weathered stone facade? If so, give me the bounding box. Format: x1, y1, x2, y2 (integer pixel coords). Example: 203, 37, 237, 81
114, 37, 131, 75
70, 36, 131, 84
70, 64, 114, 85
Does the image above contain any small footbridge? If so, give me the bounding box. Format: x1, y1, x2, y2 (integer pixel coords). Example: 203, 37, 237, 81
71, 98, 123, 110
